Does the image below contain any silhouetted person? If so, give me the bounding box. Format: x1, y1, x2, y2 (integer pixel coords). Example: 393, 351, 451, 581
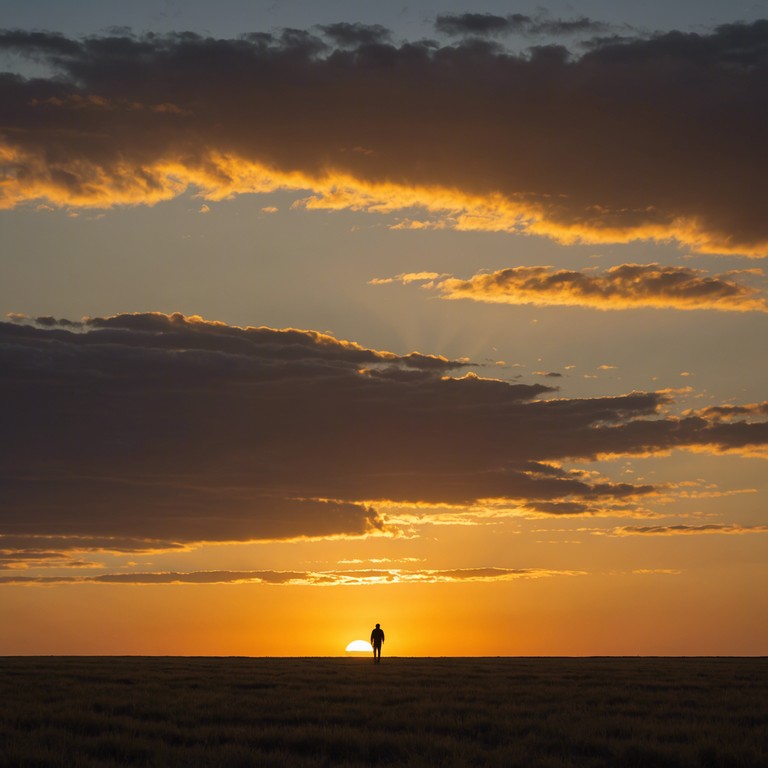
370, 623, 385, 663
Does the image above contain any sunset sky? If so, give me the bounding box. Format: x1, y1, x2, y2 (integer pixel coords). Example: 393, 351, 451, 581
1, 0, 767, 656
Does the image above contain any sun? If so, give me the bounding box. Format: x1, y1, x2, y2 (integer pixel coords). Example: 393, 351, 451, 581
345, 639, 372, 653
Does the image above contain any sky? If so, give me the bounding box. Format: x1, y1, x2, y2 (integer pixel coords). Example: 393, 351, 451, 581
1, 0, 767, 657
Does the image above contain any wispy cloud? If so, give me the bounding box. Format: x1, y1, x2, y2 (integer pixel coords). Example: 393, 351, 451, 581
1, 23, 767, 254
374, 265, 767, 312
0, 534, 190, 570
369, 272, 442, 286
0, 566, 585, 587
606, 524, 768, 536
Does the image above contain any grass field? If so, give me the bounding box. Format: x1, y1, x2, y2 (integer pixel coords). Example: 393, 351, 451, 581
0, 657, 765, 767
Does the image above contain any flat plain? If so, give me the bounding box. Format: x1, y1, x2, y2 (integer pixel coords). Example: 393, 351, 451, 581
0, 657, 765, 767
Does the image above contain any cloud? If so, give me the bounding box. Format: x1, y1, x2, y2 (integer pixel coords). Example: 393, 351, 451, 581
1, 312, 767, 553
435, 13, 524, 37
317, 23, 391, 47
631, 569, 682, 575
0, 549, 103, 570
610, 524, 768, 536
0, 566, 584, 586
336, 557, 425, 565
433, 13, 608, 38
532, 19, 609, 36
0, 534, 192, 564
376, 264, 768, 312
0, 23, 767, 254
687, 402, 768, 421
523, 501, 594, 515
369, 272, 441, 286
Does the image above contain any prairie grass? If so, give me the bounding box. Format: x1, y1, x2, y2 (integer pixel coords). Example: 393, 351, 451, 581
0, 657, 765, 767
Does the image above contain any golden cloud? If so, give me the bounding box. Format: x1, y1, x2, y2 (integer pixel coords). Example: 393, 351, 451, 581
375, 264, 768, 312
609, 524, 768, 536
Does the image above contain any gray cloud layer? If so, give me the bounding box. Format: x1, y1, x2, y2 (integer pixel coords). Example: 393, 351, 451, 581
1, 22, 766, 253
2, 313, 766, 552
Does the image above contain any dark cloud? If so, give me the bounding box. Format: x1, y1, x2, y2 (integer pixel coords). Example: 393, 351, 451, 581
1, 313, 767, 553
531, 18, 608, 36
0, 23, 766, 254
434, 13, 607, 38
317, 23, 391, 47
689, 402, 768, 421
0, 534, 187, 562
0, 550, 99, 570
276, 28, 327, 54
435, 13, 524, 37
525, 501, 590, 515
375, 265, 768, 311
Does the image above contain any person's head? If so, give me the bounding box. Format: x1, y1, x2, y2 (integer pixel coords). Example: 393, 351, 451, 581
375, 623, 380, 628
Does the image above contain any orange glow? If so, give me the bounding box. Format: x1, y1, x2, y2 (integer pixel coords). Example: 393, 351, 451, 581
3, 144, 767, 257
2, 573, 766, 656
2, 18, 766, 663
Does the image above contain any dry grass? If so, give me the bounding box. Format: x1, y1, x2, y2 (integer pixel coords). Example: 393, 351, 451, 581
0, 657, 766, 767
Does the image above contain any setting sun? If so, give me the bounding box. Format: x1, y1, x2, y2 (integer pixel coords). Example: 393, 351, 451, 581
345, 640, 373, 653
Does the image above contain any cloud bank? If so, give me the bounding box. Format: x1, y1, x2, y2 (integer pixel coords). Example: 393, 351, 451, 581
2, 312, 767, 556
374, 265, 768, 312
1, 21, 767, 254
